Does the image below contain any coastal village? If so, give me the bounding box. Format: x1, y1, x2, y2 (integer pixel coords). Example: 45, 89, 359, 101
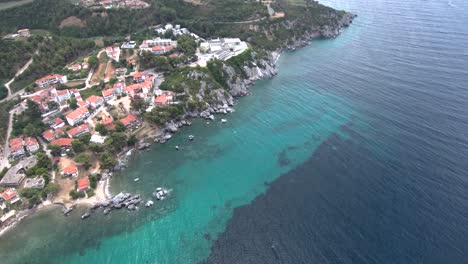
0, 22, 251, 230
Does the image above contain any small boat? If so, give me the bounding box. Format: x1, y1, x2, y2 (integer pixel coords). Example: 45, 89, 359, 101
145, 200, 154, 207
134, 178, 140, 182
206, 121, 210, 125
63, 208, 73, 216
221, 119, 227, 123
175, 145, 179, 150
156, 187, 163, 192
81, 212, 91, 220
188, 135, 194, 141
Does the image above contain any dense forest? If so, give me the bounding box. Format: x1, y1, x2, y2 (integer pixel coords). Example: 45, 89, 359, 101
0, 38, 36, 80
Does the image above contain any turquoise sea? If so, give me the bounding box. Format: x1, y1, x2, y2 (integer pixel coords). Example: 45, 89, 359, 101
1, 0, 468, 263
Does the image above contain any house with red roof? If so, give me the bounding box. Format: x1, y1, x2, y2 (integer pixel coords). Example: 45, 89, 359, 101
35, 74, 67, 88
68, 64, 82, 72
42, 129, 57, 142
62, 164, 78, 177
54, 89, 71, 103
141, 79, 153, 94
0, 188, 20, 204
66, 106, 90, 126
120, 114, 139, 128
67, 124, 90, 138
125, 84, 142, 98
17, 28, 30, 37
8, 137, 24, 158
115, 67, 128, 76
113, 82, 125, 95
51, 118, 65, 130
50, 138, 74, 148
132, 72, 146, 83
102, 88, 115, 101
77, 177, 90, 192
151, 45, 174, 55
24, 137, 40, 153
86, 95, 104, 108
154, 92, 175, 105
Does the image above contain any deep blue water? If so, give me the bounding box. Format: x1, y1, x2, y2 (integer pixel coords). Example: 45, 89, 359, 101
203, 0, 468, 263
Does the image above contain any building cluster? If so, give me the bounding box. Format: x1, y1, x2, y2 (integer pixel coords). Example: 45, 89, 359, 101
67, 62, 89, 72
155, 24, 200, 39
200, 38, 249, 61
105, 46, 121, 61
139, 37, 178, 55
79, 0, 150, 9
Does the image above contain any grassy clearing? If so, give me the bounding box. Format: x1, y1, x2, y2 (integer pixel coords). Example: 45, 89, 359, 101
10, 79, 30, 93
0, 0, 33, 11
80, 86, 102, 99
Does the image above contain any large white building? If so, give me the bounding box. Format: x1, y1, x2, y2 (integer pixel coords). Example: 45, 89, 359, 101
35, 74, 68, 88
199, 38, 249, 61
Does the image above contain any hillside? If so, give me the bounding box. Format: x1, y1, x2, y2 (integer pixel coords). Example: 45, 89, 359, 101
0, 0, 353, 50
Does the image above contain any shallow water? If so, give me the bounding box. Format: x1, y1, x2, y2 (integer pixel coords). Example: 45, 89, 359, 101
1, 0, 468, 263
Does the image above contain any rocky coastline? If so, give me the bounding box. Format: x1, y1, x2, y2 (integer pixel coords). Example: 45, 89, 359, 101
117, 12, 357, 169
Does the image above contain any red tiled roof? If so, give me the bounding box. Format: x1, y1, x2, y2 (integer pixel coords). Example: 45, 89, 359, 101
63, 164, 78, 175
101, 117, 113, 125
125, 84, 141, 94
86, 95, 104, 104
155, 94, 168, 104
51, 138, 74, 147
24, 137, 38, 147
142, 80, 152, 89
54, 118, 64, 126
67, 124, 89, 137
133, 72, 144, 78
102, 89, 114, 97
120, 114, 137, 126
77, 177, 89, 191
36, 74, 64, 84
66, 106, 89, 121
57, 89, 69, 96
42, 129, 56, 141
1, 189, 17, 201
9, 137, 22, 147
113, 82, 125, 89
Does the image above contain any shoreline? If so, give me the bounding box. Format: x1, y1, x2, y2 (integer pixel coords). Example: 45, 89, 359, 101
0, 13, 355, 238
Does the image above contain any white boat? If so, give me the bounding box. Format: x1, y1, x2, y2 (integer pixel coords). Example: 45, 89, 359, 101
221, 119, 227, 123
145, 200, 154, 207
175, 145, 179, 150
188, 135, 194, 141
134, 178, 140, 182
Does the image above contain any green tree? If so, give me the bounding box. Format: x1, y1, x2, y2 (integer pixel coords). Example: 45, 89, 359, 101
72, 140, 85, 153
130, 97, 148, 114
68, 98, 78, 110
95, 123, 108, 136
127, 135, 138, 146
47, 144, 61, 157
88, 55, 99, 69
47, 101, 59, 110
23, 123, 42, 137
44, 183, 60, 195
115, 121, 126, 132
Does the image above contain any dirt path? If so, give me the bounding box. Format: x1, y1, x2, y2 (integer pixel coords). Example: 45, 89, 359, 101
1, 49, 39, 103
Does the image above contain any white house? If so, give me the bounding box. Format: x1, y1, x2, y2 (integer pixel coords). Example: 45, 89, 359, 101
66, 106, 90, 126
86, 95, 104, 108
35, 74, 68, 88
